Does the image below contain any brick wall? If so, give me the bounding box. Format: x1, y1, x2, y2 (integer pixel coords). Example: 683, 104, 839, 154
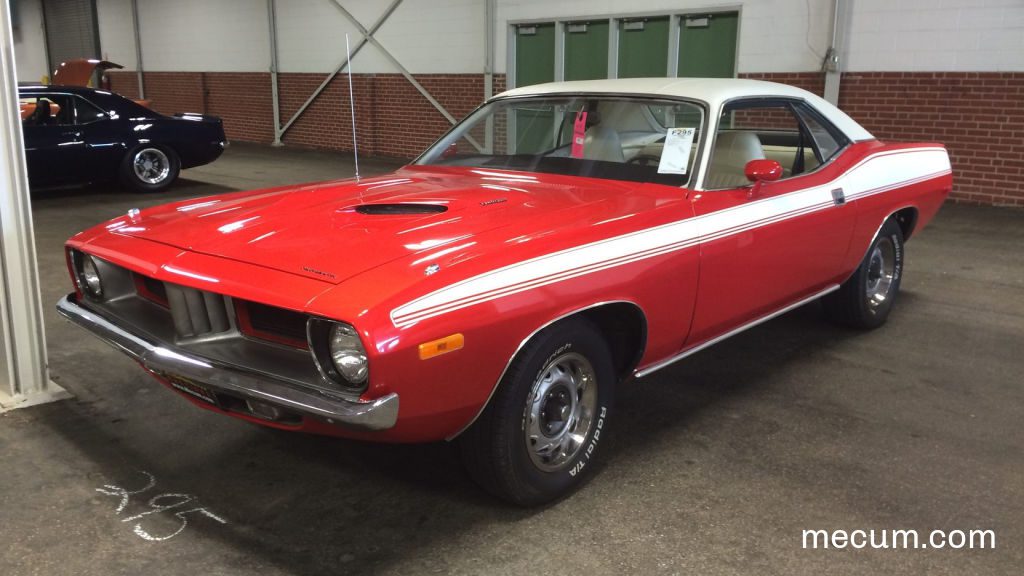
739, 72, 826, 99
109, 71, 504, 160
838, 73, 1023, 207
276, 73, 502, 158
108, 71, 274, 143
109, 70, 1021, 206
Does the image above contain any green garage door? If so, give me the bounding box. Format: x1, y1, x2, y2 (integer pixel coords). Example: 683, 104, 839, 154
514, 23, 555, 153
678, 13, 738, 78
617, 17, 669, 78
564, 21, 609, 81
515, 23, 555, 87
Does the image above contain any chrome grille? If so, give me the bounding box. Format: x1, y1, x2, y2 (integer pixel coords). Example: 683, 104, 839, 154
165, 284, 231, 339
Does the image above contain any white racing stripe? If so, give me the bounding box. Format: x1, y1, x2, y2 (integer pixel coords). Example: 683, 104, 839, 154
391, 148, 951, 327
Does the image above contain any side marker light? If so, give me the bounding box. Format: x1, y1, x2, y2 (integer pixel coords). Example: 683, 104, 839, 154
418, 333, 465, 360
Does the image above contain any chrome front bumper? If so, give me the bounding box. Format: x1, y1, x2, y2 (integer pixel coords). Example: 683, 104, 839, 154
56, 294, 398, 431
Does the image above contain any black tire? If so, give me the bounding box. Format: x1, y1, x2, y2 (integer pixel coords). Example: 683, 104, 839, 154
459, 317, 615, 506
120, 145, 180, 192
824, 217, 904, 329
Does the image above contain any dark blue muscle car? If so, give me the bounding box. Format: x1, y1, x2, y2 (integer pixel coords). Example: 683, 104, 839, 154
19, 84, 226, 192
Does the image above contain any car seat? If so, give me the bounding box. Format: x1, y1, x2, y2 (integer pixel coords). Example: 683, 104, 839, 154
705, 131, 766, 189
26, 100, 52, 126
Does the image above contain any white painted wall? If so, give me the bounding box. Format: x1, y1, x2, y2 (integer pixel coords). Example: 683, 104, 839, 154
75, 0, 1024, 76
115, 0, 272, 72
140, 0, 269, 72
276, 0, 484, 74
94, 0, 484, 74
96, 0, 137, 69
846, 0, 1024, 72
12, 0, 48, 82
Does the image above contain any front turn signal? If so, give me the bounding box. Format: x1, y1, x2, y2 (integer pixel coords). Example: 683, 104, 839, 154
418, 333, 465, 360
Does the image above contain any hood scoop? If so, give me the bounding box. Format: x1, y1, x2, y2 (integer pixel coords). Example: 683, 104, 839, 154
354, 203, 447, 215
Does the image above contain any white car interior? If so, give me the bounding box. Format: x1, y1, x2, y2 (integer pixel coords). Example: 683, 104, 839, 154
582, 123, 625, 163
705, 131, 766, 189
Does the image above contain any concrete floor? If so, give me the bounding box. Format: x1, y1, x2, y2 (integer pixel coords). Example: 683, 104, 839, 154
2, 143, 1022, 575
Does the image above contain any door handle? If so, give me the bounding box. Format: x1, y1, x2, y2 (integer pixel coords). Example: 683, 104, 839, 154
831, 187, 845, 206
62, 131, 82, 138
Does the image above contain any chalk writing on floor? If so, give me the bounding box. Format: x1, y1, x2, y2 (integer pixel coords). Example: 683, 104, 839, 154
96, 470, 227, 542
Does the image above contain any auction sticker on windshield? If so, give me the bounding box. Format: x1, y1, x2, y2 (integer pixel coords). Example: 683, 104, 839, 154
658, 127, 696, 175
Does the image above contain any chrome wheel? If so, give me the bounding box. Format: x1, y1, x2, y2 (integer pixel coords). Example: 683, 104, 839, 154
132, 148, 171, 184
524, 352, 598, 472
865, 237, 896, 313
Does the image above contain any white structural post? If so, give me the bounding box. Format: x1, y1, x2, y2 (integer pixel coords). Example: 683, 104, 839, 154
131, 0, 145, 99
823, 0, 849, 106
267, 0, 282, 145
484, 0, 494, 152
607, 19, 619, 79
667, 15, 680, 78
0, 0, 66, 410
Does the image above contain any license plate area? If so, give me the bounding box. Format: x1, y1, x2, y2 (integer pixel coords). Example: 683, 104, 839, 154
162, 372, 219, 405
158, 371, 301, 425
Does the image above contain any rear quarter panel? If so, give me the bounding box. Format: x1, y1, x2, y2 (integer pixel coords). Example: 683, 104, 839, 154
149, 116, 226, 169
839, 141, 952, 275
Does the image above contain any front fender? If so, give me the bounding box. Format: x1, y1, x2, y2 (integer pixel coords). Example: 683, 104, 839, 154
308, 242, 694, 442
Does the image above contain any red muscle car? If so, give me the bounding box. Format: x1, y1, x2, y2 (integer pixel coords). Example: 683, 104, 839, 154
58, 79, 951, 505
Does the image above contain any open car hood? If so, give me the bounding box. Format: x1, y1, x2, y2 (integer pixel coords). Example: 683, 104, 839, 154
111, 167, 635, 284
51, 58, 123, 87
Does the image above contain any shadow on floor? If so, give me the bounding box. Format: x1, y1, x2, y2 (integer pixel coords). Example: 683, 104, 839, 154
31, 178, 236, 202
31, 297, 862, 575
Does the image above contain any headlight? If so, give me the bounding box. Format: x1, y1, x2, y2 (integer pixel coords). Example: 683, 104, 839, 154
79, 254, 104, 298
329, 323, 368, 384
308, 319, 370, 392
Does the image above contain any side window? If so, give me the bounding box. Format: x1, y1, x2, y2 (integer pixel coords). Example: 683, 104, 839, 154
706, 100, 818, 189
705, 99, 850, 190
20, 94, 107, 127
20, 95, 72, 126
793, 104, 848, 163
73, 96, 108, 125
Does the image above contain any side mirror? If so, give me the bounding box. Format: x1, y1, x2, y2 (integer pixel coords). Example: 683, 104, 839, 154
745, 159, 783, 183
744, 159, 783, 197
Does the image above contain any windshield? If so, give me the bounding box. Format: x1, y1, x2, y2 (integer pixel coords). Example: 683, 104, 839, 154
416, 96, 705, 187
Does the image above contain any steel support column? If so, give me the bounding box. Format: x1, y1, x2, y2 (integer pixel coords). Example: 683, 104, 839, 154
484, 0, 495, 152
267, 0, 282, 145
328, 0, 459, 124
823, 0, 849, 106
0, 0, 68, 411
275, 0, 479, 150
329, 0, 482, 150
607, 18, 619, 78
279, 0, 403, 138
667, 15, 680, 78
484, 0, 495, 100
131, 0, 144, 99
553, 21, 565, 82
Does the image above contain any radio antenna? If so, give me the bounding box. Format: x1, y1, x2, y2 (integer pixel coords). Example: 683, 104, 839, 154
345, 33, 361, 182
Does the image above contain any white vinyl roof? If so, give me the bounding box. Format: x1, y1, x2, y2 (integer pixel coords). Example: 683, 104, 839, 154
495, 78, 874, 142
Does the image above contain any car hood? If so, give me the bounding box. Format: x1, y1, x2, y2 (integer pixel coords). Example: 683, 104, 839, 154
112, 166, 637, 284
51, 58, 123, 86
